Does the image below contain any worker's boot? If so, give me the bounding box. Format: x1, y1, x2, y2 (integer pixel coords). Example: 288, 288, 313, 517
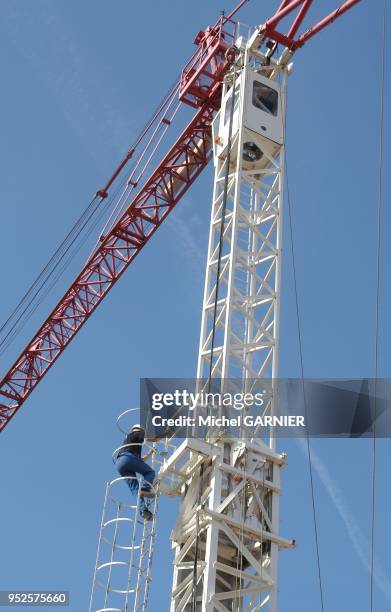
140, 508, 153, 521
140, 488, 155, 498
140, 479, 157, 498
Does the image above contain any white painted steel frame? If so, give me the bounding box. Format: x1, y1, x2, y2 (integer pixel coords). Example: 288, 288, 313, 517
89, 472, 159, 612
169, 43, 290, 612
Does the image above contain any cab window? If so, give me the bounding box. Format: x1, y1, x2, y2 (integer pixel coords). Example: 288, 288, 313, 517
252, 81, 278, 116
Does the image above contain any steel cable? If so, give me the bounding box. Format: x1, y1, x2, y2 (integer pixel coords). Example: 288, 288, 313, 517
0, 194, 102, 353
0, 76, 181, 357
370, 1, 388, 609
0, 187, 124, 356
283, 91, 325, 611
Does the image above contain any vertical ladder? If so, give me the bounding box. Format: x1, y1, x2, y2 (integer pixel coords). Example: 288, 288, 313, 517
89, 410, 160, 612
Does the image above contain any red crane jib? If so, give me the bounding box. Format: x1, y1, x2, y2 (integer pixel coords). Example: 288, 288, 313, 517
0, 16, 234, 430
0, 1, 362, 430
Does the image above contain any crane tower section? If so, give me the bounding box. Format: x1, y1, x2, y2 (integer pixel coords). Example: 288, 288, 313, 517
160, 34, 295, 612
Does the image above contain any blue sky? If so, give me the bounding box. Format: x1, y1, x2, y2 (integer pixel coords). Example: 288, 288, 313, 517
0, 0, 390, 610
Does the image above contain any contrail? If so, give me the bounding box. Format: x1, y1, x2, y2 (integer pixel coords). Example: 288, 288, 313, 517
297, 438, 391, 603
169, 206, 205, 278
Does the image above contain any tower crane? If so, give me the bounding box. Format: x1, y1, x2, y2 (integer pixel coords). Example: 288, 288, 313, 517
1, 1, 363, 610
0, 0, 361, 431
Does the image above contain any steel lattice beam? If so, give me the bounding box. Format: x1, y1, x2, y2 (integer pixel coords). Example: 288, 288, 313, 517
0, 15, 240, 430
0, 104, 215, 428
257, 0, 362, 50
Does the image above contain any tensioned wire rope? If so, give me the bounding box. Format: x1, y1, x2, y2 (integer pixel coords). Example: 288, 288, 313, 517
370, 0, 388, 610
84, 81, 181, 261
283, 73, 326, 612
0, 185, 125, 357
0, 193, 101, 353
234, 447, 248, 608
0, 76, 180, 354
0, 75, 180, 357
284, 3, 388, 607
2, 85, 183, 358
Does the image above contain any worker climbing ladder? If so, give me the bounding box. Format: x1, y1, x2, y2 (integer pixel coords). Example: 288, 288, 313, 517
89, 411, 161, 612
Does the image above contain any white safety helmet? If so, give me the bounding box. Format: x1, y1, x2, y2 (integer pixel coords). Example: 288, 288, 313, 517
131, 423, 144, 432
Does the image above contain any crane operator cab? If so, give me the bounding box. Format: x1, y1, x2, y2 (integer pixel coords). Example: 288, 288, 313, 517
212, 69, 284, 171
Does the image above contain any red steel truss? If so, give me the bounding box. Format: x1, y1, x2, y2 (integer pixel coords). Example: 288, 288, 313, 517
0, 103, 216, 429
0, 0, 362, 430
0, 15, 237, 430
258, 0, 362, 50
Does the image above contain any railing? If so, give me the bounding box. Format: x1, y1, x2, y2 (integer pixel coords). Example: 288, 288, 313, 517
179, 15, 238, 108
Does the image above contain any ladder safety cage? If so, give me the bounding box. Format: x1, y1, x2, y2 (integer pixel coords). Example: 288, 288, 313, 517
90, 409, 165, 612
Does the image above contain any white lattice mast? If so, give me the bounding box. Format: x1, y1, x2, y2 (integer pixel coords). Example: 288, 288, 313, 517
162, 32, 295, 612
